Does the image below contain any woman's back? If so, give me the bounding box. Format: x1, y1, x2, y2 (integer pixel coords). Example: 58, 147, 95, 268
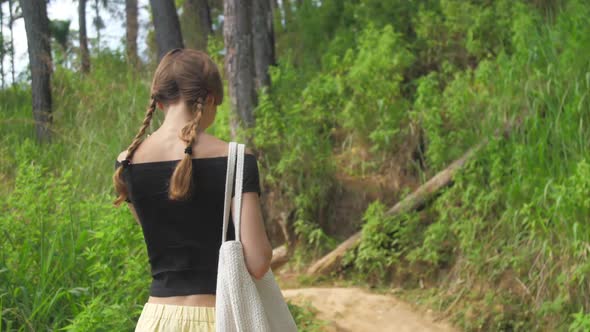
115, 132, 269, 302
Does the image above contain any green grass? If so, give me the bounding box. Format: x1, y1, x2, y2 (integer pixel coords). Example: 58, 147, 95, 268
3, 0, 590, 330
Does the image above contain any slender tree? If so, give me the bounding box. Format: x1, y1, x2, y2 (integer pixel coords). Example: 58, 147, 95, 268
1, 4, 5, 89
92, 0, 104, 49
79, 0, 90, 73
8, 0, 16, 84
125, 0, 139, 66
19, 0, 53, 142
198, 0, 212, 35
224, 0, 257, 131
149, 0, 184, 60
180, 0, 212, 51
252, 0, 275, 89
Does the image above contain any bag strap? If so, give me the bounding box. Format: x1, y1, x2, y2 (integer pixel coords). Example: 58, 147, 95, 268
233, 143, 245, 242
221, 142, 237, 244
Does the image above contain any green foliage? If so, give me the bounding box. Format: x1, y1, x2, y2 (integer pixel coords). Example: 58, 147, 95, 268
292, 218, 338, 267
250, 60, 337, 259
328, 0, 590, 329
340, 24, 414, 153
278, 0, 348, 69
354, 201, 420, 280
286, 300, 329, 332
1, 140, 80, 330
0, 139, 146, 331
570, 309, 590, 332
50, 52, 152, 193
0, 84, 34, 190
49, 19, 71, 54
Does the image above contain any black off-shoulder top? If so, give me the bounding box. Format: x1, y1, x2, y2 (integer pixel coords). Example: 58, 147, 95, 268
114, 154, 261, 297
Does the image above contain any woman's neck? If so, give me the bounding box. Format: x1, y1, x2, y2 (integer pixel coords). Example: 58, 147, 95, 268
159, 103, 194, 133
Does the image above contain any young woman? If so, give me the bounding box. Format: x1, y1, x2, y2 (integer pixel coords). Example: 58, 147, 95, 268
113, 48, 273, 331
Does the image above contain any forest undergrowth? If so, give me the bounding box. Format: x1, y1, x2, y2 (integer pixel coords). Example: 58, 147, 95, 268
1, 0, 590, 331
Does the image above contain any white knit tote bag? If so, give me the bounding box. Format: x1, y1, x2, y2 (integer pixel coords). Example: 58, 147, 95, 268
215, 142, 298, 332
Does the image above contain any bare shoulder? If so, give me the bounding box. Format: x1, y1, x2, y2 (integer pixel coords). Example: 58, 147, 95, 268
204, 134, 254, 156
116, 150, 128, 162
202, 135, 230, 156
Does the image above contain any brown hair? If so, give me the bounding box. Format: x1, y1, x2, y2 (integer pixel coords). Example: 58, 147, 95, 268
113, 48, 223, 205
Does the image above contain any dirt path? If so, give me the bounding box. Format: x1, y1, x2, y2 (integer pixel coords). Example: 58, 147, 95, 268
282, 287, 459, 332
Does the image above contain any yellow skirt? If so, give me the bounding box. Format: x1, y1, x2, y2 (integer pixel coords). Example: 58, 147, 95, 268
134, 302, 215, 332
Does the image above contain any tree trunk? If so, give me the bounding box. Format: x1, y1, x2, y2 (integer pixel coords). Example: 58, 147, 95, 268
125, 0, 139, 66
200, 0, 212, 35
9, 0, 16, 84
20, 0, 53, 143
149, 0, 184, 61
94, 0, 101, 48
1, 4, 5, 89
224, 0, 256, 127
79, 0, 90, 73
181, 0, 211, 51
252, 0, 275, 90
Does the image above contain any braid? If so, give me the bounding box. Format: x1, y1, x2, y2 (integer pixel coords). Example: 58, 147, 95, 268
186, 102, 203, 150
126, 98, 157, 160
113, 98, 157, 206
169, 98, 204, 201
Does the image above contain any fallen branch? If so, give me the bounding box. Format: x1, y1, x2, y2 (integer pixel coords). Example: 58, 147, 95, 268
386, 141, 485, 216
306, 232, 362, 275
307, 142, 486, 276
270, 244, 290, 270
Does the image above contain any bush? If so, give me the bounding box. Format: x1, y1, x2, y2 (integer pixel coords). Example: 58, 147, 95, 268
0, 139, 147, 331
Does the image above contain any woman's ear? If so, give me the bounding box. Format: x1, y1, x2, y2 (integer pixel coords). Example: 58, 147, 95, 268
157, 101, 164, 110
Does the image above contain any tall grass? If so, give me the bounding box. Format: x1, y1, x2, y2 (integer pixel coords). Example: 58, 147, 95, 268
0, 138, 148, 330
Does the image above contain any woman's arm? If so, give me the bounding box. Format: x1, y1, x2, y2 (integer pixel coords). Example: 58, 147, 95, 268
233, 192, 273, 279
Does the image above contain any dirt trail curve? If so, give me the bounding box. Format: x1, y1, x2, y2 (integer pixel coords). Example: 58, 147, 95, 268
282, 287, 459, 332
